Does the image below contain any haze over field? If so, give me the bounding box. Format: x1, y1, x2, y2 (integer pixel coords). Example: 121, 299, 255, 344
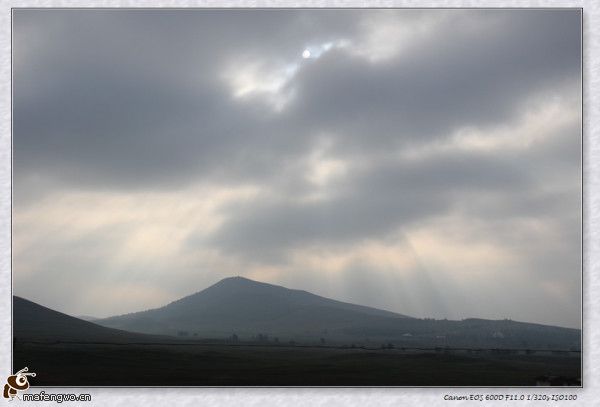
13, 10, 581, 328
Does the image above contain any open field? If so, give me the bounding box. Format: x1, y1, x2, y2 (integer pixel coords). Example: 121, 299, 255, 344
14, 342, 581, 387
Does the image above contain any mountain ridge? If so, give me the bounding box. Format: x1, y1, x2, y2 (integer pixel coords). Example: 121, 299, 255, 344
96, 276, 411, 339
93, 276, 580, 350
160, 276, 408, 318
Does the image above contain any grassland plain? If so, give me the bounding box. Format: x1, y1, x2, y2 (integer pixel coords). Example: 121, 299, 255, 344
14, 342, 580, 386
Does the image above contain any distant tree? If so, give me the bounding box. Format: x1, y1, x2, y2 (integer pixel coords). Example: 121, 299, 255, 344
230, 333, 239, 342
177, 331, 189, 337
320, 338, 326, 345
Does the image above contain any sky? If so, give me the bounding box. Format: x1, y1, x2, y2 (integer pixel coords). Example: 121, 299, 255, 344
12, 9, 581, 328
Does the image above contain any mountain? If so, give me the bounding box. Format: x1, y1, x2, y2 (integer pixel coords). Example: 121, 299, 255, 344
97, 276, 409, 341
96, 277, 581, 350
13, 296, 162, 343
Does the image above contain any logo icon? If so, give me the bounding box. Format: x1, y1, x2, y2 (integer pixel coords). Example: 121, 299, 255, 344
3, 367, 36, 400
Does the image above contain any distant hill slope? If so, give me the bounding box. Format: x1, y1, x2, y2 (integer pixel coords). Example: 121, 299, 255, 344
13, 296, 162, 343
96, 277, 580, 350
76, 315, 99, 322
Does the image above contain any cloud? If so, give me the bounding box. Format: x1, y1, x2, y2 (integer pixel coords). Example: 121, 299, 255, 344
206, 106, 577, 261
13, 9, 581, 328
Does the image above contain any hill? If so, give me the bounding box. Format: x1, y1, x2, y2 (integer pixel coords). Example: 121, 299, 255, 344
96, 277, 580, 349
97, 276, 409, 341
13, 296, 162, 343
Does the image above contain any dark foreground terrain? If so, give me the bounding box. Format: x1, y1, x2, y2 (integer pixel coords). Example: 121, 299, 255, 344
13, 292, 581, 386
14, 342, 580, 386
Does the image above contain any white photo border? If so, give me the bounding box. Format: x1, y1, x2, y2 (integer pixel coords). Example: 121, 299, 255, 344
0, 1, 594, 406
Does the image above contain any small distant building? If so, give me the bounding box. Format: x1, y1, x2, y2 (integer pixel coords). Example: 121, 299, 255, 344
492, 331, 505, 338
402, 333, 413, 337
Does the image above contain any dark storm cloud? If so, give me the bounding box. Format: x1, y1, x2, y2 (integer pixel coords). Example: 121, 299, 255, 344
14, 10, 580, 192
284, 10, 580, 152
13, 10, 361, 196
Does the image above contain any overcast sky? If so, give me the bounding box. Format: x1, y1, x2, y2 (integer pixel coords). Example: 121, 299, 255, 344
13, 9, 581, 328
